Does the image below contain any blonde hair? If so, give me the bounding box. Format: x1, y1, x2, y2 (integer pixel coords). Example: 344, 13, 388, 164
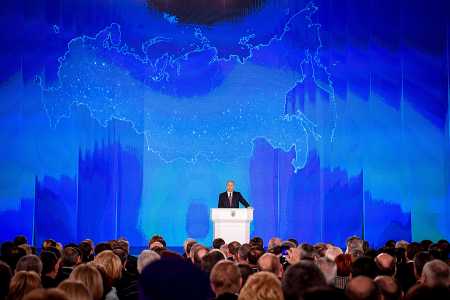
58, 280, 92, 300
7, 271, 42, 300
238, 272, 284, 300
69, 265, 103, 300
23, 288, 69, 300
210, 260, 241, 296
93, 250, 122, 282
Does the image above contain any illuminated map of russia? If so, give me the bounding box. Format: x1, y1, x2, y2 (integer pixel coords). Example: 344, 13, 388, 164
40, 2, 335, 171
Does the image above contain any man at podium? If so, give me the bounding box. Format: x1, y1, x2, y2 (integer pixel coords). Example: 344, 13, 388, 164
218, 180, 250, 208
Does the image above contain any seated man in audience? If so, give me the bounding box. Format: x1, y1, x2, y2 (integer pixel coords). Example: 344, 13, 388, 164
56, 247, 81, 283
190, 244, 209, 266
40, 251, 60, 288
15, 255, 43, 275
236, 244, 251, 265
420, 259, 449, 288
345, 276, 380, 300
137, 250, 160, 274
374, 275, 402, 300
413, 251, 432, 281
282, 261, 327, 300
201, 250, 226, 274
210, 260, 242, 300
351, 256, 378, 279
257, 253, 283, 279
375, 253, 396, 277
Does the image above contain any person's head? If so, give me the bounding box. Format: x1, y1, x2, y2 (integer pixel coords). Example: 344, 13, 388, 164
351, 256, 378, 279
298, 244, 316, 261
40, 251, 59, 277
325, 246, 343, 261
139, 259, 210, 300
69, 264, 103, 300
395, 240, 409, 250
315, 257, 337, 286
22, 288, 69, 300
213, 238, 226, 250
303, 286, 348, 300
345, 276, 380, 300
238, 264, 254, 287
112, 239, 129, 254
237, 244, 251, 263
210, 260, 242, 297
346, 236, 363, 254
420, 259, 449, 288
8, 271, 42, 300
248, 247, 264, 266
184, 239, 197, 258
137, 250, 160, 274
78, 242, 94, 263
201, 250, 225, 273
93, 243, 111, 256
149, 235, 166, 248
228, 241, 241, 260
374, 276, 401, 300
57, 280, 91, 300
282, 261, 327, 300
375, 253, 396, 277
0, 261, 12, 300
238, 272, 284, 300
226, 180, 235, 193
413, 251, 432, 279
258, 253, 283, 278
112, 248, 128, 267
190, 244, 208, 266
335, 254, 353, 277
61, 247, 80, 268
268, 238, 282, 251
93, 250, 122, 283
250, 237, 264, 250
13, 236, 27, 247
15, 255, 43, 275
405, 284, 450, 300
42, 240, 57, 250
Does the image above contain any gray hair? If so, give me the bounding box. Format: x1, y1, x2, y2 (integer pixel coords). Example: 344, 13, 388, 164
421, 259, 450, 288
346, 236, 363, 254
316, 257, 337, 285
15, 255, 43, 275
325, 246, 343, 261
137, 250, 160, 274
226, 180, 235, 185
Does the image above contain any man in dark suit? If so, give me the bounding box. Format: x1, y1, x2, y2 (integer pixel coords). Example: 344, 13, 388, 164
218, 180, 250, 208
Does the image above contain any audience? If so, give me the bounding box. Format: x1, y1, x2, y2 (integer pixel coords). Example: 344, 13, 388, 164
0, 234, 448, 300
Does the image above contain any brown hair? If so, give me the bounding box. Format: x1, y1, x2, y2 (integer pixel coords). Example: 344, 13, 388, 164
7, 271, 42, 300
335, 254, 352, 276
93, 251, 122, 282
58, 280, 92, 300
23, 288, 68, 300
210, 260, 241, 296
239, 272, 284, 300
69, 265, 103, 300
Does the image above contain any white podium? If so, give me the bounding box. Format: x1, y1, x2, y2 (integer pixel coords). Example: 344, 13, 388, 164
211, 208, 254, 244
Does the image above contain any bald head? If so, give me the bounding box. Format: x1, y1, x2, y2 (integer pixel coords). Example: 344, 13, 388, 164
375, 276, 401, 300
346, 276, 380, 300
375, 253, 396, 276
258, 253, 282, 278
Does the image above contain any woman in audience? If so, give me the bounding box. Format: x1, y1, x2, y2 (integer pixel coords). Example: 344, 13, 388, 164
93, 251, 122, 300
334, 254, 352, 290
69, 265, 103, 300
7, 271, 41, 300
22, 288, 68, 300
58, 280, 92, 300
238, 272, 284, 300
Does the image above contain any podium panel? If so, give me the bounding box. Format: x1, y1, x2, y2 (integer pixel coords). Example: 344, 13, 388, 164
211, 208, 254, 244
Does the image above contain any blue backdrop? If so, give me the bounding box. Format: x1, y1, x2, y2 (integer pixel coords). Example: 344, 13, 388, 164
0, 0, 449, 248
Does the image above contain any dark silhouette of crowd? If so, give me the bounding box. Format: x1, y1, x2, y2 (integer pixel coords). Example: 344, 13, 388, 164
0, 234, 448, 300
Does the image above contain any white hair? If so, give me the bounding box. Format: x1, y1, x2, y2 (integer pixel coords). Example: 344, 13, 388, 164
421, 259, 450, 288
325, 246, 343, 261
137, 250, 161, 274
316, 257, 337, 285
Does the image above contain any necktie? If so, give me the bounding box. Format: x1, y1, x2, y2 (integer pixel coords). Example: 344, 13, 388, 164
228, 193, 232, 207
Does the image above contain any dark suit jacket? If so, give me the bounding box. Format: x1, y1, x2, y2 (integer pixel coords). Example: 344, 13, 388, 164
218, 191, 250, 208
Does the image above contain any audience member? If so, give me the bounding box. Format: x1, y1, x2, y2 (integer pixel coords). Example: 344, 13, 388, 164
213, 238, 226, 250
351, 257, 378, 279
56, 247, 80, 282
420, 259, 449, 288
374, 276, 402, 300
258, 253, 283, 279
345, 276, 380, 300
39, 251, 59, 288
375, 253, 396, 277
137, 250, 160, 274
238, 272, 284, 300
15, 255, 43, 275
22, 288, 68, 300
282, 261, 326, 300
316, 257, 337, 286
58, 280, 92, 300
7, 271, 42, 300
335, 254, 352, 290
202, 250, 226, 273
210, 260, 242, 300
236, 244, 251, 264
69, 264, 103, 300
0, 261, 12, 300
